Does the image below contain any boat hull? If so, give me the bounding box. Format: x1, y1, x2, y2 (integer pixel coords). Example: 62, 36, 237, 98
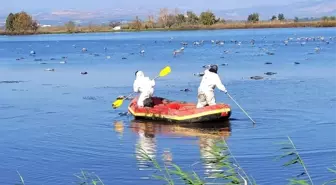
128, 97, 231, 123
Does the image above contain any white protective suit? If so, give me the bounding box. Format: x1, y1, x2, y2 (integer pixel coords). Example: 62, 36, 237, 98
197, 69, 227, 108
133, 71, 155, 107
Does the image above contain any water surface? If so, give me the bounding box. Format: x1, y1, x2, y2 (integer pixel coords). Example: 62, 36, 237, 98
0, 28, 335, 185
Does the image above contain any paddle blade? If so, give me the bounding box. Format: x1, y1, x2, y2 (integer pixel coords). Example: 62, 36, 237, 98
159, 66, 171, 77
112, 98, 124, 109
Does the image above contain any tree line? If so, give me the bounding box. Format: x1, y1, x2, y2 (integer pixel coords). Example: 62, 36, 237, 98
125, 9, 225, 30
322, 16, 336, 21
248, 13, 286, 22
3, 10, 336, 33
128, 10, 299, 30
5, 11, 39, 33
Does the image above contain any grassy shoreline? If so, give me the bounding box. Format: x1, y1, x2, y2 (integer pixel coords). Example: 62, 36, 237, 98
1, 20, 336, 36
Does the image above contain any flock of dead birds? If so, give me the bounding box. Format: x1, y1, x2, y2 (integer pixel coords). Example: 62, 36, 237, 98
184, 36, 332, 80
2, 34, 334, 102
11, 35, 335, 81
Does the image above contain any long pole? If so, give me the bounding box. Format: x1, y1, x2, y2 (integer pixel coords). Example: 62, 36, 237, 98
227, 93, 256, 124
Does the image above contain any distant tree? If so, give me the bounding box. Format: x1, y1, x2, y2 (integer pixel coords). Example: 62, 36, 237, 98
294, 17, 299, 22
157, 8, 177, 28
5, 13, 15, 31
87, 22, 97, 32
158, 8, 169, 27
322, 16, 336, 21
175, 14, 186, 25
322, 16, 329, 21
278, 13, 285, 21
31, 20, 39, 32
145, 15, 155, 28
199, 11, 217, 25
217, 18, 225, 23
248, 13, 259, 23
130, 16, 142, 30
5, 12, 40, 33
12, 12, 33, 32
271, 15, 277, 21
65, 21, 76, 33
166, 14, 176, 28
109, 21, 121, 28
186, 11, 199, 24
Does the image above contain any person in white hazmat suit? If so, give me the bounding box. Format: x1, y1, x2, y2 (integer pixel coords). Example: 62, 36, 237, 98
197, 65, 228, 108
133, 71, 156, 107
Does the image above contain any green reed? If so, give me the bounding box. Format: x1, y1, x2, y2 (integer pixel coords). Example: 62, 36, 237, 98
74, 170, 105, 185
138, 146, 204, 185
137, 139, 253, 185
138, 136, 335, 185
13, 136, 335, 185
15, 170, 105, 185
323, 165, 336, 185
275, 136, 314, 185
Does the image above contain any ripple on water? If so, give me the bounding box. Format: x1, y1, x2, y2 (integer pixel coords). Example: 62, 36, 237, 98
82, 96, 105, 101
0, 80, 25, 84
94, 86, 115, 89
0, 105, 15, 109
53, 85, 67, 88
45, 111, 58, 114
0, 114, 29, 120
11, 89, 28, 92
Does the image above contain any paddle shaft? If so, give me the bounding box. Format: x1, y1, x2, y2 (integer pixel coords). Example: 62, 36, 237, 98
227, 92, 256, 124
124, 92, 136, 100
153, 75, 160, 80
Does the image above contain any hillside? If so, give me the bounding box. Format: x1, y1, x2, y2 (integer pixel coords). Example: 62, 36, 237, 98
0, 0, 335, 26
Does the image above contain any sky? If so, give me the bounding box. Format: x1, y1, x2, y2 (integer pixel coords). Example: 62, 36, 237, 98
0, 0, 308, 13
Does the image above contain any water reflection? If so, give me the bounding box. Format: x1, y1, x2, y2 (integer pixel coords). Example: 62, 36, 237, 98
134, 122, 157, 170
130, 120, 231, 177
113, 121, 124, 139
131, 121, 231, 139
199, 137, 224, 178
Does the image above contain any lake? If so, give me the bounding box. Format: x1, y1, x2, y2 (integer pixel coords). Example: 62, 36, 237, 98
0, 28, 335, 185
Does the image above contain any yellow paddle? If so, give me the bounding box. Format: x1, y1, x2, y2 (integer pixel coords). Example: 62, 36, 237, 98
112, 66, 171, 109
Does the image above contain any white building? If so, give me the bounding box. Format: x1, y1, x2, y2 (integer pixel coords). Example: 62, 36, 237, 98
113, 26, 121, 30
40, 24, 52, 28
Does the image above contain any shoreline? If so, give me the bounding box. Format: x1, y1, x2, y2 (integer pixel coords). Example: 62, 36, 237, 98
1, 21, 336, 36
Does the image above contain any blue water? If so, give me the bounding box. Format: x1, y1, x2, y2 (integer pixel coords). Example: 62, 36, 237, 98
0, 28, 335, 185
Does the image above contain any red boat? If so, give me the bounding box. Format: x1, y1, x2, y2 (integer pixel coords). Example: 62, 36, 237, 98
128, 97, 231, 123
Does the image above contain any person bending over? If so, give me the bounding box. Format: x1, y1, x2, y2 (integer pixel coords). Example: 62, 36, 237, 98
197, 65, 227, 108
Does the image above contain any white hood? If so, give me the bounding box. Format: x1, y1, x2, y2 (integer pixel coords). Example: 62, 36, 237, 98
136, 71, 145, 79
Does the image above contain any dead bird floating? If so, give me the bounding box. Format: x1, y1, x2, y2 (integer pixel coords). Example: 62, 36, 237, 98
264, 72, 277, 76
250, 76, 264, 80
